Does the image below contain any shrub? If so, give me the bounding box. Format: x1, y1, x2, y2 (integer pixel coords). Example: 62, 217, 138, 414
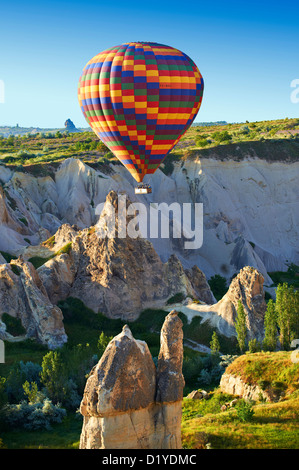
16, 149, 34, 159
236, 399, 255, 422
238, 125, 250, 135
97, 331, 113, 356
195, 137, 209, 147
212, 130, 232, 143
248, 339, 261, 353
40, 351, 81, 408
1, 398, 66, 430
5, 361, 42, 403
18, 217, 28, 226
0, 377, 7, 407
23, 381, 45, 404
219, 354, 239, 369
40, 351, 66, 404
197, 368, 212, 386
183, 354, 203, 385
257, 379, 270, 391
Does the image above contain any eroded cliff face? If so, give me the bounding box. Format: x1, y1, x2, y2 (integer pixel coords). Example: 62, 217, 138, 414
0, 155, 298, 285
220, 373, 269, 402
0, 154, 283, 345
169, 266, 267, 341
0, 258, 66, 349
79, 310, 184, 449
36, 191, 215, 321
0, 190, 215, 345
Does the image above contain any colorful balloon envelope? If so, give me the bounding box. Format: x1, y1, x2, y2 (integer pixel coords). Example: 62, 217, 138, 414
78, 42, 204, 182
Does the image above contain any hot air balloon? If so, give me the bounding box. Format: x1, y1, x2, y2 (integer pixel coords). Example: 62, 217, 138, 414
78, 42, 204, 193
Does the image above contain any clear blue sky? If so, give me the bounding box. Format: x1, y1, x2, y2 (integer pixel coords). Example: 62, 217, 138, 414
0, 0, 298, 128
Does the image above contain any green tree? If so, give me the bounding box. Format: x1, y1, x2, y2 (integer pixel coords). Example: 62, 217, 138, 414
248, 339, 261, 353
0, 377, 7, 407
40, 351, 67, 404
195, 137, 209, 147
235, 300, 248, 353
276, 283, 299, 350
263, 299, 278, 351
212, 130, 232, 143
22, 381, 42, 404
210, 331, 221, 355
97, 331, 113, 356
97, 141, 108, 152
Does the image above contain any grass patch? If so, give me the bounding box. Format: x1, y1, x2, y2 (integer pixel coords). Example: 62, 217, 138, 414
181, 390, 299, 449
28, 242, 73, 268
0, 118, 298, 177
268, 264, 299, 288
41, 235, 55, 248
1, 299, 299, 449
225, 352, 299, 395
0, 412, 82, 449
28, 255, 53, 269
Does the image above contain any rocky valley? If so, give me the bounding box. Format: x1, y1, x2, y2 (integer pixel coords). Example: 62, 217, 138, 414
0, 128, 298, 451
0, 148, 298, 347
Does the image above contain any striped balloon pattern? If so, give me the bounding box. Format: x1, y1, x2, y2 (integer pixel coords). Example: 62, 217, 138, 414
78, 42, 204, 182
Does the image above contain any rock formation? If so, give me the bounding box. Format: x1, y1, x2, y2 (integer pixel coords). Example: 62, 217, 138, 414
0, 156, 298, 284
79, 310, 184, 449
169, 266, 267, 341
220, 372, 269, 402
37, 191, 214, 321
0, 258, 67, 349
218, 266, 266, 339
64, 119, 80, 133
0, 186, 266, 346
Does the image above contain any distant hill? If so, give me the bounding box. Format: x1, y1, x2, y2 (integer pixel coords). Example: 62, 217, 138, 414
192, 121, 227, 127
0, 120, 84, 137
0, 120, 227, 136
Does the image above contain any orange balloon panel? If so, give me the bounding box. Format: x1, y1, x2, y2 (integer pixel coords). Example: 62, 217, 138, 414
78, 42, 204, 182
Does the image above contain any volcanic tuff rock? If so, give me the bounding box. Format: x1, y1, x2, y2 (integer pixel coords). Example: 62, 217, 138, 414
0, 258, 67, 349
220, 372, 269, 402
0, 156, 298, 283
168, 266, 267, 341
37, 191, 214, 320
79, 310, 184, 449
0, 189, 266, 346
156, 310, 185, 403
64, 119, 79, 132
